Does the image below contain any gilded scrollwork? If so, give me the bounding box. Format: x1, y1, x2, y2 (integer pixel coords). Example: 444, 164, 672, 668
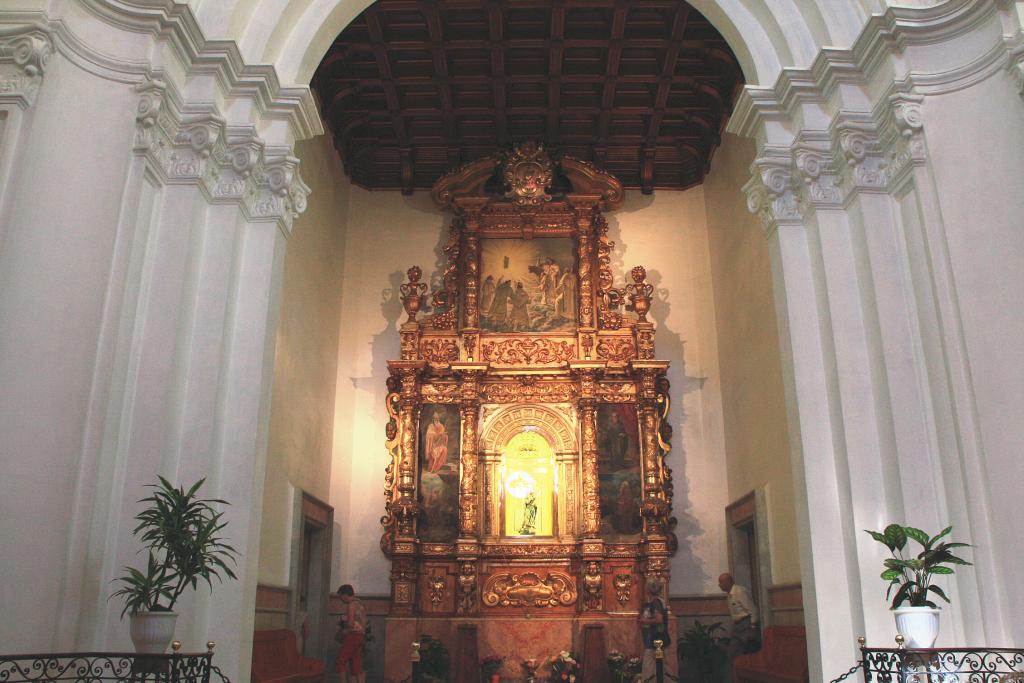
482, 570, 576, 608
380, 375, 402, 554
595, 214, 625, 330
597, 383, 637, 403
597, 337, 636, 363
421, 383, 459, 403
457, 562, 478, 614
481, 379, 577, 404
420, 338, 460, 365
582, 561, 602, 611
503, 142, 553, 206
429, 571, 447, 607
614, 574, 633, 604
481, 338, 575, 365
481, 544, 574, 558
426, 223, 460, 330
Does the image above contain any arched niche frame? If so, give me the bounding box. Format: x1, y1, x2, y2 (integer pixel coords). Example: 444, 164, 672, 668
479, 404, 580, 542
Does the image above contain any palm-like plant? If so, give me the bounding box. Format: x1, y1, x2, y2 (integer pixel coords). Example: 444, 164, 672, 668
865, 524, 971, 608
111, 477, 238, 617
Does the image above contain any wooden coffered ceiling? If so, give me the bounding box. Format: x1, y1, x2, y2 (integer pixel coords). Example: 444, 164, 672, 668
311, 0, 744, 194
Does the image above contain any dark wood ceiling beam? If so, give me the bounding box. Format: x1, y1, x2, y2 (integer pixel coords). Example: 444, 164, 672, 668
546, 1, 565, 145
364, 8, 415, 192
488, 1, 508, 146
595, 1, 628, 168
311, 0, 743, 192
421, 1, 460, 168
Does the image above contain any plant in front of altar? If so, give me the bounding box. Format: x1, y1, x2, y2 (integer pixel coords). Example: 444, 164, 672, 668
418, 634, 451, 682
481, 654, 504, 682
110, 477, 238, 653
548, 650, 579, 683
865, 523, 972, 648
607, 650, 642, 683
677, 620, 729, 683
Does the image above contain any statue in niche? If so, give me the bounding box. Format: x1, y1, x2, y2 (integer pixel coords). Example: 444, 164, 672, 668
519, 492, 538, 535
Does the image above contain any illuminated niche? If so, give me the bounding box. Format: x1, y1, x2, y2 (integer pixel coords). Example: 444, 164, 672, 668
501, 429, 556, 537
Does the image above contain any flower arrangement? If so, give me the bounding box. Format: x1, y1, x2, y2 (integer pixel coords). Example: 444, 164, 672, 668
607, 650, 642, 683
481, 655, 504, 677
548, 651, 579, 683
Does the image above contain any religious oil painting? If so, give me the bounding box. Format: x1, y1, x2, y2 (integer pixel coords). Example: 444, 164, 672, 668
480, 237, 577, 333
502, 430, 555, 537
418, 404, 461, 543
598, 404, 642, 540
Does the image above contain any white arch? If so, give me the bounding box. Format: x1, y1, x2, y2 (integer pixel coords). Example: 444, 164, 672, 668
186, 0, 881, 88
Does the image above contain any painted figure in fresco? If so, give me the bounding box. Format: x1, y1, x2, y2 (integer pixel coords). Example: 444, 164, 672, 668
541, 259, 561, 306
613, 479, 642, 535
555, 269, 576, 320
519, 492, 538, 535
602, 411, 630, 471
424, 411, 449, 473
488, 277, 513, 324
481, 275, 496, 313
510, 281, 531, 330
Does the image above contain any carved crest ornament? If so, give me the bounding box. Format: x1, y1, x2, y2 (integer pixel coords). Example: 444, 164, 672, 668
382, 143, 676, 620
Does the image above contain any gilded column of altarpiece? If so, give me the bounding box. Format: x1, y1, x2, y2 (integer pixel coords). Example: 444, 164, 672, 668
380, 143, 677, 621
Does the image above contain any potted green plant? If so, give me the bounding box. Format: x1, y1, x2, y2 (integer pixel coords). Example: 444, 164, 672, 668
865, 524, 971, 648
677, 620, 729, 683
418, 634, 450, 682
111, 477, 238, 653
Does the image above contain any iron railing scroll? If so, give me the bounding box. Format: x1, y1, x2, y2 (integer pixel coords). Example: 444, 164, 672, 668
0, 641, 217, 683
860, 635, 1024, 683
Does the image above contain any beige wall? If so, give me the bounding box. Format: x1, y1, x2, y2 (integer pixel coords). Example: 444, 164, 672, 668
259, 134, 351, 586
703, 133, 800, 585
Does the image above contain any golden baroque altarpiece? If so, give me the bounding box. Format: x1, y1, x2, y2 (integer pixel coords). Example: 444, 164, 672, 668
379, 143, 677, 637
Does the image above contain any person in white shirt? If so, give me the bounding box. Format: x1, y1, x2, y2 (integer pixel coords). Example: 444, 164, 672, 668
718, 572, 760, 654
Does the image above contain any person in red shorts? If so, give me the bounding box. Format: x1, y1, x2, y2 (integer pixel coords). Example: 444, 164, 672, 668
335, 584, 366, 683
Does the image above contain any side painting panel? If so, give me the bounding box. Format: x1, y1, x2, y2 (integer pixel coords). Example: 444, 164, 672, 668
598, 404, 642, 540
419, 404, 462, 543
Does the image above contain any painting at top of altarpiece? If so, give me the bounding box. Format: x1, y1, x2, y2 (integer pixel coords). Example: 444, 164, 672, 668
480, 237, 577, 334
418, 404, 461, 543
597, 403, 642, 541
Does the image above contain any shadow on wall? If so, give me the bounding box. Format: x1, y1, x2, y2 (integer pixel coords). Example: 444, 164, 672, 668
646, 266, 710, 592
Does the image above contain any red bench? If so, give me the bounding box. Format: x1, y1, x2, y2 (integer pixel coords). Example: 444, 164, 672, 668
251, 629, 325, 683
734, 626, 809, 683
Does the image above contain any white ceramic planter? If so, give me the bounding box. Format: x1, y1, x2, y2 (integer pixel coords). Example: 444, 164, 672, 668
129, 611, 178, 653
893, 606, 940, 648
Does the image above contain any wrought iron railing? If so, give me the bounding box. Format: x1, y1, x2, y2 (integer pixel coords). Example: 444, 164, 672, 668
0, 643, 224, 683
861, 646, 1024, 683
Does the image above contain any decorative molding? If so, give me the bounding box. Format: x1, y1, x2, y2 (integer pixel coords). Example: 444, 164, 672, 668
132, 77, 310, 235
792, 141, 842, 209
481, 338, 576, 366
728, 0, 1013, 140
2, 6, 321, 141
0, 23, 53, 109
743, 148, 800, 236
481, 570, 576, 608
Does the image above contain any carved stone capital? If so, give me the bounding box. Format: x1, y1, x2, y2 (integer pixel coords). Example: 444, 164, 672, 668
833, 121, 888, 195
133, 78, 310, 234
883, 92, 927, 187
792, 146, 842, 208
0, 25, 53, 108
743, 149, 801, 235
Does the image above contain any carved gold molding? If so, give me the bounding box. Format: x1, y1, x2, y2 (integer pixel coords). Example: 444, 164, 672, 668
482, 570, 577, 608
481, 338, 576, 365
